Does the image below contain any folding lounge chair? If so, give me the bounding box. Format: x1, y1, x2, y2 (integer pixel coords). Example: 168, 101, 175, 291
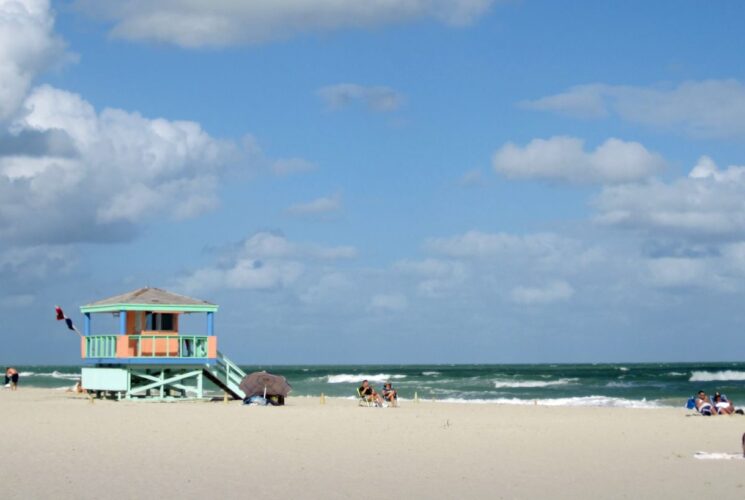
357, 387, 378, 407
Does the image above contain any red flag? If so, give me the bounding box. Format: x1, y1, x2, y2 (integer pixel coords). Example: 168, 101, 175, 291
55, 306, 81, 336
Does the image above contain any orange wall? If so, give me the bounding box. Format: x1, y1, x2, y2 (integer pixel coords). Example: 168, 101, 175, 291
207, 337, 217, 358
125, 311, 179, 334
127, 331, 180, 356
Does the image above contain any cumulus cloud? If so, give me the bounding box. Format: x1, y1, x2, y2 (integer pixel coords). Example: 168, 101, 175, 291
0, 244, 75, 306
74, 0, 496, 47
0, 85, 238, 245
459, 168, 483, 187
510, 281, 574, 305
0, 0, 70, 121
594, 156, 745, 240
369, 292, 408, 312
318, 84, 404, 113
286, 194, 342, 216
522, 80, 745, 139
492, 136, 665, 184
395, 258, 467, 296
272, 157, 316, 176
425, 230, 585, 264
176, 232, 356, 293
643, 257, 726, 290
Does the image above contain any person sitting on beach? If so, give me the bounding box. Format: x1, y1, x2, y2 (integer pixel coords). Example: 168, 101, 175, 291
381, 382, 398, 407
4, 367, 19, 391
695, 390, 716, 416
358, 380, 383, 406
713, 392, 735, 415
66, 380, 85, 394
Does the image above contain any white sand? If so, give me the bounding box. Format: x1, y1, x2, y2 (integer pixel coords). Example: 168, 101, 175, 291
2, 389, 745, 499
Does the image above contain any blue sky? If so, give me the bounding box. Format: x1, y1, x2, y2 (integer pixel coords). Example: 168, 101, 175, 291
2, 0, 745, 364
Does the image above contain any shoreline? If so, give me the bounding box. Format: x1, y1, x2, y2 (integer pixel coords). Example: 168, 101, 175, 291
4, 388, 745, 499
6, 386, 678, 409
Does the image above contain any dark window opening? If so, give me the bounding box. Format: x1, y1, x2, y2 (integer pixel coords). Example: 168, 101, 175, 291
148, 312, 175, 331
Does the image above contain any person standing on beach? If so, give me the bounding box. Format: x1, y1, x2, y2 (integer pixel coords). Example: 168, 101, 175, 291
4, 367, 19, 390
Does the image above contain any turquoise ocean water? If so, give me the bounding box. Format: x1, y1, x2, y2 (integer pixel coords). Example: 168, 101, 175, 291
9, 362, 745, 408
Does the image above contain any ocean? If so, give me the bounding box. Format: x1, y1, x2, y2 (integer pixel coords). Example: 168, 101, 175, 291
10, 362, 745, 408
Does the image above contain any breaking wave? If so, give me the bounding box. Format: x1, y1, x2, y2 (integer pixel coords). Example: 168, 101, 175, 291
493, 378, 577, 389
439, 396, 661, 409
326, 374, 407, 384
689, 370, 745, 382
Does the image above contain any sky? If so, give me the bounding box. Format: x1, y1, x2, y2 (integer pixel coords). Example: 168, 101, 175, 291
2, 0, 745, 365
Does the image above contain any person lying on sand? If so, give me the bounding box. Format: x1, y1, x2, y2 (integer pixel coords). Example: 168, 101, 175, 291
381, 382, 398, 407
359, 380, 383, 406
695, 390, 716, 415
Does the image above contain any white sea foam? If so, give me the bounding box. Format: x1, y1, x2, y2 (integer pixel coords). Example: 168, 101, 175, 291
24, 371, 80, 380
694, 452, 744, 460
438, 396, 661, 409
422, 371, 441, 376
689, 370, 745, 382
618, 367, 629, 372
605, 381, 635, 388
667, 372, 685, 376
492, 377, 577, 389
326, 373, 406, 384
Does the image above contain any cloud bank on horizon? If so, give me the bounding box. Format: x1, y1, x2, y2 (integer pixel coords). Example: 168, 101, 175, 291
2, 0, 745, 363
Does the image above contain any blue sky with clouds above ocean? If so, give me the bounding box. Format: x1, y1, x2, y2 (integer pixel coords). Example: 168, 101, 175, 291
2, 0, 745, 364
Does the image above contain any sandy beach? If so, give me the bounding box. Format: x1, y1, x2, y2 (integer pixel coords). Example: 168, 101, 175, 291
1, 389, 744, 499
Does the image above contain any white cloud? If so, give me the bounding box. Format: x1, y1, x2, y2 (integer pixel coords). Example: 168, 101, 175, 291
492, 136, 665, 184
318, 84, 404, 113
459, 168, 483, 187
0, 293, 35, 308
238, 232, 356, 260
0, 0, 69, 121
522, 80, 745, 139
594, 156, 745, 239
0, 85, 239, 244
510, 281, 574, 305
0, 244, 75, 306
643, 257, 726, 290
176, 232, 356, 293
75, 0, 496, 47
395, 258, 467, 296
286, 194, 342, 216
425, 230, 583, 263
300, 272, 355, 305
369, 292, 408, 312
272, 157, 316, 176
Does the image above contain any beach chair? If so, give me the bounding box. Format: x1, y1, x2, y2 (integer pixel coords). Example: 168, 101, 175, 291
357, 387, 377, 407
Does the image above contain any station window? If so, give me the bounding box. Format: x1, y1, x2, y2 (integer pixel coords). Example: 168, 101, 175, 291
148, 312, 175, 331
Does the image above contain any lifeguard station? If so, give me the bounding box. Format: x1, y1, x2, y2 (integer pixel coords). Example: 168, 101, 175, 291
80, 287, 246, 400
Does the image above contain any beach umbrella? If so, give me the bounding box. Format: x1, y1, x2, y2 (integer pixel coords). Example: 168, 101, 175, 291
240, 371, 292, 398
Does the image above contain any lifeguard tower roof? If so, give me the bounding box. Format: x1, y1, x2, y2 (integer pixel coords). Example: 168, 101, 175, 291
80, 287, 218, 314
